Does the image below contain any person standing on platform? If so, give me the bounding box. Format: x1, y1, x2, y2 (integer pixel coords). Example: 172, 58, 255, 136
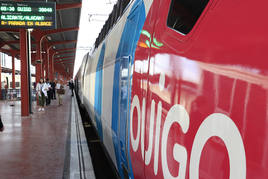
45, 79, 51, 106
51, 80, 56, 100
0, 116, 4, 132
56, 81, 65, 106
36, 78, 45, 111
69, 80, 74, 96
4, 82, 8, 100
48, 79, 53, 100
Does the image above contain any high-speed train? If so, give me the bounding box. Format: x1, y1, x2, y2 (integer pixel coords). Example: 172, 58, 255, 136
75, 0, 268, 178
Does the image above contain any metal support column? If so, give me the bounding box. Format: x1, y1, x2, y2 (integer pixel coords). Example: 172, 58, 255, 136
44, 57, 48, 79
49, 51, 54, 80
47, 51, 50, 80
12, 55, 15, 89
0, 54, 2, 99
35, 38, 42, 83
36, 64, 41, 82
20, 29, 29, 116
41, 52, 45, 79
27, 30, 32, 114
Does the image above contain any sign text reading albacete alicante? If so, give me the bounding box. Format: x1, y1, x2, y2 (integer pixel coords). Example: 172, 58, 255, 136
0, 1, 56, 29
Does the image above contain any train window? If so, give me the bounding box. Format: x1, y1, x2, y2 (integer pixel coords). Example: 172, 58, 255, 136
108, 16, 112, 30
105, 21, 109, 33
15, 82, 20, 87
107, 18, 110, 32
111, 7, 116, 26
94, 0, 130, 49
122, 0, 130, 12
119, 0, 124, 16
103, 24, 107, 37
96, 37, 99, 47
167, 0, 209, 35
114, 4, 119, 23
100, 30, 104, 42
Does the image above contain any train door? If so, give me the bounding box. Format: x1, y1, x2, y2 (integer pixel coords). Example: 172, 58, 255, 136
94, 44, 106, 141
118, 56, 132, 178
81, 54, 89, 104
118, 8, 144, 178
142, 0, 213, 178
112, 0, 147, 178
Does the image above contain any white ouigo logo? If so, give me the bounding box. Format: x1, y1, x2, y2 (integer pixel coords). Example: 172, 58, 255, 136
130, 73, 246, 179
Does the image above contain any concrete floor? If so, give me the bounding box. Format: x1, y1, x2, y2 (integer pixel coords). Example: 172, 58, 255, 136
0, 92, 72, 179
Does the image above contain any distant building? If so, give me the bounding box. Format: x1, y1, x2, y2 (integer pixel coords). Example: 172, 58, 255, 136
0, 52, 36, 89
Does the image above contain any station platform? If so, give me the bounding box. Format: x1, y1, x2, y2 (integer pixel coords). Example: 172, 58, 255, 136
0, 90, 95, 179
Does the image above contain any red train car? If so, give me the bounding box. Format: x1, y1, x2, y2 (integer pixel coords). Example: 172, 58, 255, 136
76, 0, 268, 178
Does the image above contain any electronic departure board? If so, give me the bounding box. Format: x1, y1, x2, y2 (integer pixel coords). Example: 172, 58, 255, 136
0, 1, 56, 29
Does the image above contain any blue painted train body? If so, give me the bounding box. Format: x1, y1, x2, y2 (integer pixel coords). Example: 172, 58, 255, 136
75, 1, 150, 178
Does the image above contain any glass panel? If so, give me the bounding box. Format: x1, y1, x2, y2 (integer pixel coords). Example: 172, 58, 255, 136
167, 0, 209, 34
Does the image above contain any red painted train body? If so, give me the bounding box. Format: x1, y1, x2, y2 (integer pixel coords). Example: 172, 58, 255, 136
76, 0, 268, 178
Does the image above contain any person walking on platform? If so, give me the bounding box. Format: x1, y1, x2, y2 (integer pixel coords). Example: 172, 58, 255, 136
48, 79, 53, 100
56, 81, 65, 106
69, 80, 74, 96
36, 78, 45, 111
45, 79, 51, 106
50, 80, 56, 100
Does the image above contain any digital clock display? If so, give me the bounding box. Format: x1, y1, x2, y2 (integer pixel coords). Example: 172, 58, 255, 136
0, 6, 15, 12
0, 1, 56, 29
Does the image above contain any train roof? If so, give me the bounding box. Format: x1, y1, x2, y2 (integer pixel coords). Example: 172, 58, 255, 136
93, 0, 131, 50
